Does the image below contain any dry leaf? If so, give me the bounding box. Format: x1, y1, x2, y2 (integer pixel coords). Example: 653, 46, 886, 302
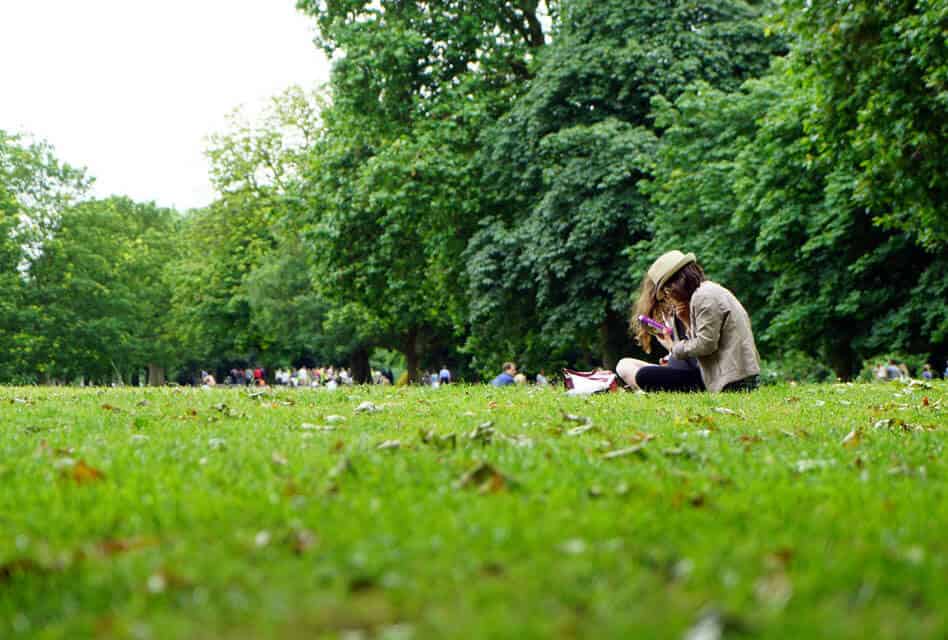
629, 431, 655, 444
289, 529, 316, 555
271, 452, 288, 466
377, 440, 401, 450
355, 401, 380, 413
96, 537, 158, 557
70, 460, 105, 485
566, 424, 596, 436
841, 429, 862, 448
602, 445, 647, 460
561, 411, 591, 425
468, 422, 495, 445
455, 462, 512, 493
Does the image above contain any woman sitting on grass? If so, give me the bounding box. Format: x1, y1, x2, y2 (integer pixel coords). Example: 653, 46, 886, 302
616, 251, 760, 393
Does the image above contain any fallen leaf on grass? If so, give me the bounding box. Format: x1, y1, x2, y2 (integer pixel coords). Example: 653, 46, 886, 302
377, 440, 401, 450
662, 446, 697, 459
68, 460, 105, 485
739, 434, 762, 444
561, 411, 592, 426
687, 414, 717, 429
0, 558, 43, 583
419, 429, 457, 449
100, 404, 121, 412
271, 452, 288, 466
841, 429, 863, 448
96, 537, 159, 557
355, 401, 380, 413
288, 529, 317, 555
300, 423, 336, 432
602, 445, 647, 460
328, 456, 355, 479
713, 407, 744, 418
628, 431, 655, 444
325, 415, 346, 424
793, 459, 835, 473
455, 462, 513, 493
566, 424, 596, 436
684, 609, 722, 640
755, 571, 793, 609
468, 422, 495, 445
208, 438, 226, 450
146, 568, 191, 594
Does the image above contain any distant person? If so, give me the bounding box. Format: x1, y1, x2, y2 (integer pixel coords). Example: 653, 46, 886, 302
885, 359, 902, 380
616, 251, 760, 392
202, 372, 216, 387
514, 372, 527, 385
921, 364, 934, 380
536, 369, 549, 386
874, 362, 887, 381
491, 362, 517, 387
439, 365, 452, 385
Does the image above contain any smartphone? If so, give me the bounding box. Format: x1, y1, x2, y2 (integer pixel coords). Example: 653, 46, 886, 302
638, 315, 671, 336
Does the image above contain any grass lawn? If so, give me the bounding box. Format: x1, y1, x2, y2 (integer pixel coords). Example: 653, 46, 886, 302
1, 382, 946, 639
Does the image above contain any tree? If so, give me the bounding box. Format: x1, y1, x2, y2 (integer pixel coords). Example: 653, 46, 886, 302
0, 131, 89, 383
24, 197, 180, 383
468, 0, 782, 370
296, 0, 552, 380
647, 61, 946, 378
776, 0, 948, 250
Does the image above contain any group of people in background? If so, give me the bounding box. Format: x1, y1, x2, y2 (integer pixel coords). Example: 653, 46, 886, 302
873, 359, 946, 382
491, 362, 550, 387
202, 365, 397, 389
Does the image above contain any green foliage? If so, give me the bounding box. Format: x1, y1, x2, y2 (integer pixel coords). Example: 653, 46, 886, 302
760, 350, 834, 385
468, 0, 780, 369
647, 54, 947, 378
23, 197, 180, 382
0, 131, 90, 382
776, 0, 948, 249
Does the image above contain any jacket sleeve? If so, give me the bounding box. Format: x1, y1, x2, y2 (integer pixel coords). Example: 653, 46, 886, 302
671, 291, 723, 359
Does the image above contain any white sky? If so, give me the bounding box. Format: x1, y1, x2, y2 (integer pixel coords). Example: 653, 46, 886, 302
0, 0, 330, 211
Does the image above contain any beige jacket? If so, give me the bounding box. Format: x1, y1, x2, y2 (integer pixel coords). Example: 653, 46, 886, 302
670, 281, 760, 392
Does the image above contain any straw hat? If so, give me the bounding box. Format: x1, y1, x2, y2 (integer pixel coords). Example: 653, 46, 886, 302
647, 250, 696, 299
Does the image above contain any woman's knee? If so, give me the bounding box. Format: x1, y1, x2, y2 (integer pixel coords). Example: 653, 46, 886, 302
616, 358, 645, 385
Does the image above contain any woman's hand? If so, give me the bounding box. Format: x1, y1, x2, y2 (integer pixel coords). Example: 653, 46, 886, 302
655, 328, 674, 353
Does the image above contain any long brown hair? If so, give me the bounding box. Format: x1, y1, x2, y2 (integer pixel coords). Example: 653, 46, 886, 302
631, 275, 668, 354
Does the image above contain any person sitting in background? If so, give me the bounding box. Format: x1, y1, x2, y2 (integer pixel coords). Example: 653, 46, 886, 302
439, 365, 452, 385
491, 362, 517, 387
921, 364, 933, 380
514, 372, 527, 385
616, 251, 760, 393
885, 359, 903, 380
536, 369, 549, 386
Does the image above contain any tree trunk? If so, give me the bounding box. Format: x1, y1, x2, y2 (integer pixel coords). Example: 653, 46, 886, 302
403, 327, 420, 383
600, 309, 632, 371
350, 346, 371, 384
827, 343, 853, 381
147, 363, 166, 386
